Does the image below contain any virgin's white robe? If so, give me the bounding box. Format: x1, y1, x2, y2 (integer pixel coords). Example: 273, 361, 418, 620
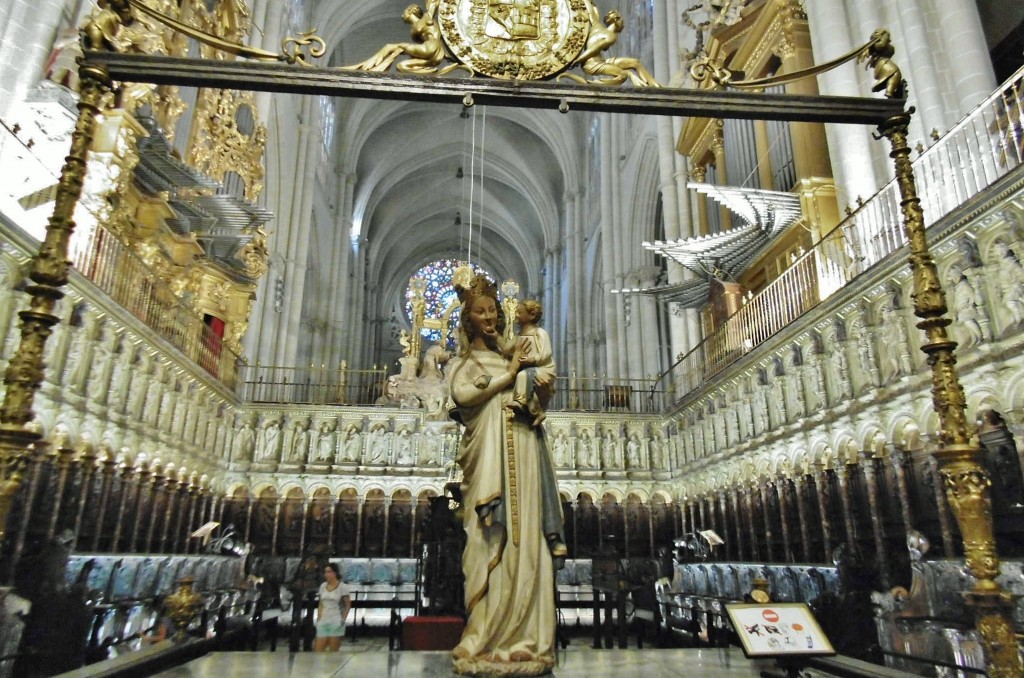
449, 348, 557, 675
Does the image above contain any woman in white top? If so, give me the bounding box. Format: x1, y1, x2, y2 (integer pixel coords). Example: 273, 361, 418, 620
313, 562, 352, 652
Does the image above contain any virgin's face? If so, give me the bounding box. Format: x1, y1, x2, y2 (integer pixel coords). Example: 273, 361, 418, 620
467, 295, 499, 338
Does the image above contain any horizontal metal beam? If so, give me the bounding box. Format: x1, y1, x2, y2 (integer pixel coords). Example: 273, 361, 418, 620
83, 53, 905, 125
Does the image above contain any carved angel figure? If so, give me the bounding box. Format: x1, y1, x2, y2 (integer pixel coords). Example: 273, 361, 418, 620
341, 2, 468, 75
560, 5, 660, 87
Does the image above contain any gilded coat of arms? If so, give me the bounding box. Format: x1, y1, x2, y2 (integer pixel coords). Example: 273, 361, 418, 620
438, 0, 591, 80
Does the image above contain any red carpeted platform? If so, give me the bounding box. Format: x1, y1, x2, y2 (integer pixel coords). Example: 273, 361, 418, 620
401, 616, 465, 651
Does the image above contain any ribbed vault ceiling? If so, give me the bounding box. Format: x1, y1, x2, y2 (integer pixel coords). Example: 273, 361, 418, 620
315, 0, 583, 307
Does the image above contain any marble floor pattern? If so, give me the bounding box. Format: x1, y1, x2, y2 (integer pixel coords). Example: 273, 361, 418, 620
156, 646, 779, 677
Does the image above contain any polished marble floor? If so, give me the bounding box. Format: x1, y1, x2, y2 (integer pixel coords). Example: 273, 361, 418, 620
157, 646, 778, 677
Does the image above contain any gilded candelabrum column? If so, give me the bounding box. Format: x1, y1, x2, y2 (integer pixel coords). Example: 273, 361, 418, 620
0, 63, 111, 553
8, 441, 50, 578
70, 443, 98, 552
879, 107, 1022, 677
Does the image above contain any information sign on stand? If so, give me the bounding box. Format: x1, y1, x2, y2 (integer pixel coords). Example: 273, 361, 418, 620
725, 602, 835, 658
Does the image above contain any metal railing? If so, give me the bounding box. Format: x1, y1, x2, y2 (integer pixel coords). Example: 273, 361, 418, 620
551, 375, 671, 414
69, 224, 242, 386
237, 364, 388, 405
660, 65, 1024, 403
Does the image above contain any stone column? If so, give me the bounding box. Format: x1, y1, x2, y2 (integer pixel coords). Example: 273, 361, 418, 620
328, 500, 337, 555
812, 468, 833, 562
862, 455, 890, 588
743, 485, 759, 561
243, 500, 254, 543
835, 464, 857, 554
793, 474, 812, 563
298, 499, 311, 556
730, 489, 745, 560
114, 464, 140, 557
143, 468, 166, 553
889, 446, 914, 537
270, 498, 283, 557
718, 492, 732, 560
123, 463, 148, 553
47, 440, 76, 539
777, 477, 794, 563
354, 497, 365, 557
159, 477, 180, 553
932, 0, 998, 115
91, 453, 118, 552
70, 444, 98, 552
759, 481, 775, 562
927, 454, 957, 557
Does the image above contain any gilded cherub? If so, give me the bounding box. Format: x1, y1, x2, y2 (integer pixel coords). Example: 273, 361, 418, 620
863, 29, 906, 100
341, 2, 469, 75
560, 5, 660, 87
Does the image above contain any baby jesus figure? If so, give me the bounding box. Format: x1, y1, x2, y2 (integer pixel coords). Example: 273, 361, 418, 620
500, 299, 556, 428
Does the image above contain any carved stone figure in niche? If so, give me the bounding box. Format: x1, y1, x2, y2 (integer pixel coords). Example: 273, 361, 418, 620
552, 430, 569, 467
947, 265, 985, 348
87, 323, 118, 400
288, 420, 310, 462
601, 429, 619, 468
256, 419, 281, 462
649, 433, 665, 469
421, 427, 441, 465
395, 429, 415, 465
442, 429, 458, 462
65, 315, 96, 393
366, 425, 390, 464
994, 242, 1024, 328
561, 5, 660, 87
314, 421, 336, 462
233, 417, 256, 462
578, 430, 596, 468
626, 433, 642, 468
342, 425, 362, 462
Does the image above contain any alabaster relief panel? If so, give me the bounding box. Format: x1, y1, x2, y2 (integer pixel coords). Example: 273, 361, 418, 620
671, 208, 1024, 499
229, 409, 667, 478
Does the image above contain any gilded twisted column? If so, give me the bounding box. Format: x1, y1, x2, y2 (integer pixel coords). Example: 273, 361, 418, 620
0, 63, 111, 551
878, 108, 1021, 677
